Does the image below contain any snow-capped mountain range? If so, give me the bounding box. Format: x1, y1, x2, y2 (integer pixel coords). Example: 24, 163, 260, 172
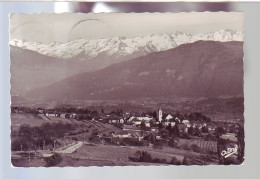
10, 29, 243, 60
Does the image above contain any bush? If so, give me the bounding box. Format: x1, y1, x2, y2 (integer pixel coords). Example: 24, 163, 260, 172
205, 133, 216, 141
152, 158, 167, 164
191, 144, 201, 153
153, 140, 167, 149
170, 157, 181, 165
11, 140, 22, 151
182, 133, 191, 139
89, 136, 101, 143
129, 151, 152, 163
139, 151, 152, 162
44, 153, 63, 167
182, 156, 189, 165
104, 137, 112, 144
123, 138, 144, 146
168, 140, 176, 148
181, 144, 190, 150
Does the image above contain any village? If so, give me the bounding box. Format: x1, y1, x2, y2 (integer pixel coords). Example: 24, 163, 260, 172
11, 105, 244, 166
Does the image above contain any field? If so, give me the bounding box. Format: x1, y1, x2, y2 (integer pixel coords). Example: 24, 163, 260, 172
176, 138, 218, 153
11, 113, 123, 142
11, 113, 46, 131
12, 142, 218, 167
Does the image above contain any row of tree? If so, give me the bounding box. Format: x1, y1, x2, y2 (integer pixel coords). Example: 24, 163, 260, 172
12, 122, 77, 152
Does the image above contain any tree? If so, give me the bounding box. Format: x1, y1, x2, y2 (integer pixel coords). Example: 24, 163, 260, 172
19, 124, 32, 137
39, 123, 52, 150
91, 129, 99, 137
168, 136, 177, 147
158, 122, 164, 129
188, 127, 195, 135
152, 111, 157, 119
140, 121, 146, 130
160, 129, 169, 139
31, 126, 42, 151
205, 133, 216, 141
139, 151, 152, 162
191, 144, 201, 153
44, 153, 63, 167
194, 127, 201, 136
18, 124, 34, 151
166, 124, 172, 132
40, 122, 68, 151
172, 125, 180, 137
144, 133, 155, 142
201, 126, 209, 133
149, 119, 156, 127
215, 126, 226, 136
182, 156, 189, 165
170, 157, 181, 165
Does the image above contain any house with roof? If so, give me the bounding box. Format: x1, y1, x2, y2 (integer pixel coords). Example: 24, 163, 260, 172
45, 112, 57, 117
108, 119, 120, 124
112, 131, 131, 138
220, 133, 238, 143
36, 108, 45, 114
144, 121, 151, 128
175, 117, 181, 123
70, 113, 77, 119
182, 119, 190, 124
119, 118, 125, 124
163, 121, 171, 126
133, 120, 142, 126
165, 114, 174, 121
123, 125, 142, 132
128, 116, 153, 122
60, 113, 66, 118
150, 127, 159, 132
155, 135, 161, 140
170, 122, 176, 127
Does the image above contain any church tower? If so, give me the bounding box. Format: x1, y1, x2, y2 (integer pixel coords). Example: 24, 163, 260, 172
158, 108, 163, 122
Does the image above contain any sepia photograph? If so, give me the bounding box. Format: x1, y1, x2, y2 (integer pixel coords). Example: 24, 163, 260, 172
9, 12, 244, 167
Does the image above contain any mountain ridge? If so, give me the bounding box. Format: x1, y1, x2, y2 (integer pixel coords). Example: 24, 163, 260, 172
10, 29, 243, 60
25, 40, 244, 101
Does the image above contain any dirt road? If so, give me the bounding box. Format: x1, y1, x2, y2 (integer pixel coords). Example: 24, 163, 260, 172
55, 141, 83, 154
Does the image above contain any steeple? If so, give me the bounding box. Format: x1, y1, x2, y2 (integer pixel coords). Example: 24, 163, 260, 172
158, 108, 163, 122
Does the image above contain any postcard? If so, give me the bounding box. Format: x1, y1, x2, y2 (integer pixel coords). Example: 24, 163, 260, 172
9, 12, 244, 167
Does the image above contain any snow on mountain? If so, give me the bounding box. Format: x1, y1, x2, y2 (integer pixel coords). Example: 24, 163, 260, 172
9, 29, 243, 60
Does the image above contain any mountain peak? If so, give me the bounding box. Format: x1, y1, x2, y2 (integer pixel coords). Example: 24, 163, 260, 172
10, 29, 243, 59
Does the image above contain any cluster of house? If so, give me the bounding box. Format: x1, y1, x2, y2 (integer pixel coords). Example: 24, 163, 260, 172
13, 106, 240, 144
35, 108, 78, 119
40, 107, 220, 136
108, 108, 218, 134
45, 112, 77, 119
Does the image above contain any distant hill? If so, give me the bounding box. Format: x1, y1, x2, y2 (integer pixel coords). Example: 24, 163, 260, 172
10, 46, 83, 95
10, 45, 133, 95
25, 40, 244, 101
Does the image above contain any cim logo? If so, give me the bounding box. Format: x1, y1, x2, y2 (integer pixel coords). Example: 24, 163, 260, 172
221, 145, 238, 158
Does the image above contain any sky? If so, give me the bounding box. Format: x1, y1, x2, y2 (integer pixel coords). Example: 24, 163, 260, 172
10, 12, 243, 43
